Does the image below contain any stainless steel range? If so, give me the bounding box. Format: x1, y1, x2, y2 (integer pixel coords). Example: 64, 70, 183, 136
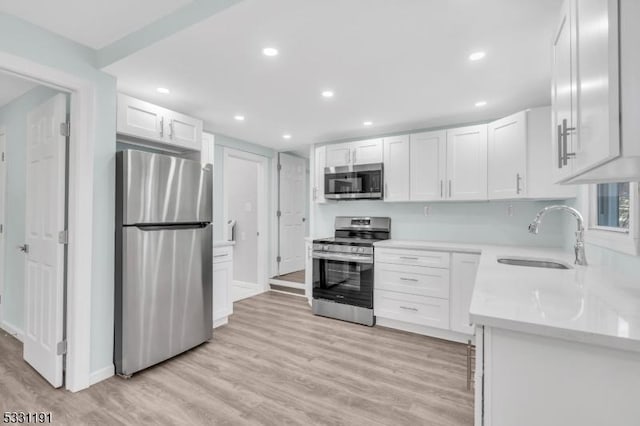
312, 216, 391, 326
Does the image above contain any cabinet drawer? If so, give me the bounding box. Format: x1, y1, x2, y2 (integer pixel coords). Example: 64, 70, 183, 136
375, 248, 450, 268
213, 246, 233, 263
375, 264, 449, 299
375, 290, 450, 329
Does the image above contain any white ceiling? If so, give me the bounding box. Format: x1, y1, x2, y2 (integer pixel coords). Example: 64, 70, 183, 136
0, 0, 191, 49
0, 72, 38, 108
104, 0, 562, 150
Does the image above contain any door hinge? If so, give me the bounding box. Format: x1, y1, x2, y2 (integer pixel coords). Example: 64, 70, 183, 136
1, 152, 4, 161
0, 224, 3, 234
277, 163, 282, 172
276, 210, 281, 218
58, 230, 68, 244
276, 256, 282, 263
56, 340, 67, 355
59, 122, 70, 137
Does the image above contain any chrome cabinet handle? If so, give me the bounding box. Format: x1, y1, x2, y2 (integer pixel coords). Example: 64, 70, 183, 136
214, 253, 228, 258
345, 151, 350, 164
400, 277, 418, 282
400, 306, 418, 311
516, 173, 522, 194
353, 150, 357, 164
399, 256, 418, 260
160, 117, 164, 137
440, 180, 443, 198
561, 118, 576, 166
557, 124, 563, 168
169, 120, 174, 139
448, 180, 452, 198
17, 244, 29, 254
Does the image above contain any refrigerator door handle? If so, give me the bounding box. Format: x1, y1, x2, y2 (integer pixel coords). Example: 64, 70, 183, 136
133, 223, 210, 231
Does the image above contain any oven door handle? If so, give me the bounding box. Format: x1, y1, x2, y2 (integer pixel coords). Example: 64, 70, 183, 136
312, 252, 374, 264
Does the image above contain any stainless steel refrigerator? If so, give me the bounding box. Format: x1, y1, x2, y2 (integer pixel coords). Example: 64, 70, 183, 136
115, 149, 213, 377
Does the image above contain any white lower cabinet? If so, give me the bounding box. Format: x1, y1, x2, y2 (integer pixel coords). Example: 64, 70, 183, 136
304, 240, 313, 305
375, 289, 450, 329
212, 245, 233, 328
475, 325, 640, 426
450, 253, 480, 335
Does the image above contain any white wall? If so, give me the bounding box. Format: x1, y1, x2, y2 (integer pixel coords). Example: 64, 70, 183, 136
0, 85, 66, 332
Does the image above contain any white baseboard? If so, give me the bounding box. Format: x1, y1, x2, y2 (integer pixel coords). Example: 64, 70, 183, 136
376, 317, 474, 344
90, 364, 114, 386
1, 320, 24, 342
213, 316, 229, 328
269, 279, 305, 289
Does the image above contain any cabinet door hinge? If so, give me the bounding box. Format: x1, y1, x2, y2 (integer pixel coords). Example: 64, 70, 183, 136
276, 256, 282, 263
1, 152, 5, 161
277, 163, 282, 172
58, 230, 68, 244
60, 122, 71, 137
276, 210, 281, 218
56, 340, 67, 355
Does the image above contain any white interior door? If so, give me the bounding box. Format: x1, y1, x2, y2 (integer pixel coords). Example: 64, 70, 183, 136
278, 153, 306, 275
0, 129, 6, 325
23, 93, 67, 388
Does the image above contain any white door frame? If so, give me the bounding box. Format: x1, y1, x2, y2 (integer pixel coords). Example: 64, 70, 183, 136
222, 147, 269, 295
0, 52, 96, 392
0, 127, 6, 327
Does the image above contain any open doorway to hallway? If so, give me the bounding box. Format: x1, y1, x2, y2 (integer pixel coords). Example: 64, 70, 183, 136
223, 147, 269, 302
0, 70, 69, 388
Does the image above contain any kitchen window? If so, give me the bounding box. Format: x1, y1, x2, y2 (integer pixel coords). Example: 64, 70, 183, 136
587, 182, 639, 255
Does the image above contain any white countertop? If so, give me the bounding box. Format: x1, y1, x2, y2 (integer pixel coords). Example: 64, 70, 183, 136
374, 239, 640, 353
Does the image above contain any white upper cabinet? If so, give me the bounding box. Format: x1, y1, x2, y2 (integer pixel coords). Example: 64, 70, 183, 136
383, 135, 410, 202
551, 0, 577, 182
313, 146, 326, 203
117, 94, 165, 142
446, 125, 488, 201
167, 112, 202, 151
551, 0, 640, 183
352, 138, 383, 165
410, 131, 446, 201
117, 93, 203, 151
325, 139, 383, 167
325, 143, 352, 167
488, 111, 527, 199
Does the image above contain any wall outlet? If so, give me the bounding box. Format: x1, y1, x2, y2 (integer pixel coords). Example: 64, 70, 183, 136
424, 205, 430, 216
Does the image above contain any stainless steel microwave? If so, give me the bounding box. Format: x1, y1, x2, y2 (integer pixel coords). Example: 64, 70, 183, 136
324, 163, 383, 200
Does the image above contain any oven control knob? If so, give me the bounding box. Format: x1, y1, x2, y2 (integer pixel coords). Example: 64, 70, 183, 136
351, 247, 357, 253
323, 245, 330, 251
358, 247, 365, 253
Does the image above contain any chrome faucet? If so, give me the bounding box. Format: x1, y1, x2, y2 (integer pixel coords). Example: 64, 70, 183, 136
528, 205, 587, 266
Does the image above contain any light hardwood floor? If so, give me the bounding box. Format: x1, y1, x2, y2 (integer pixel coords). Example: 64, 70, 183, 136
273, 269, 305, 284
0, 292, 473, 425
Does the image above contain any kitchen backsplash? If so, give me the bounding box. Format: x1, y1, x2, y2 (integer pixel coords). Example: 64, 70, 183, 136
313, 199, 570, 248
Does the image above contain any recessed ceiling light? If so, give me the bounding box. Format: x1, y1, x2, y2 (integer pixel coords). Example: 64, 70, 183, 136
262, 47, 279, 57
156, 87, 170, 94
363, 121, 373, 126
469, 51, 486, 61
321, 90, 334, 98
283, 134, 292, 139
234, 115, 245, 121
475, 101, 487, 107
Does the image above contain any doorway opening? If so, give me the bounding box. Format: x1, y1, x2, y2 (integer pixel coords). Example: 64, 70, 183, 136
223, 148, 269, 301
270, 152, 308, 296
0, 70, 70, 389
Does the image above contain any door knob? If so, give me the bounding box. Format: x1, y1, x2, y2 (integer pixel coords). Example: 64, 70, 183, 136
18, 244, 29, 253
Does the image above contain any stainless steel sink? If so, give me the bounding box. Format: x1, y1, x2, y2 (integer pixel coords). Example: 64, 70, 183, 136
497, 257, 570, 270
